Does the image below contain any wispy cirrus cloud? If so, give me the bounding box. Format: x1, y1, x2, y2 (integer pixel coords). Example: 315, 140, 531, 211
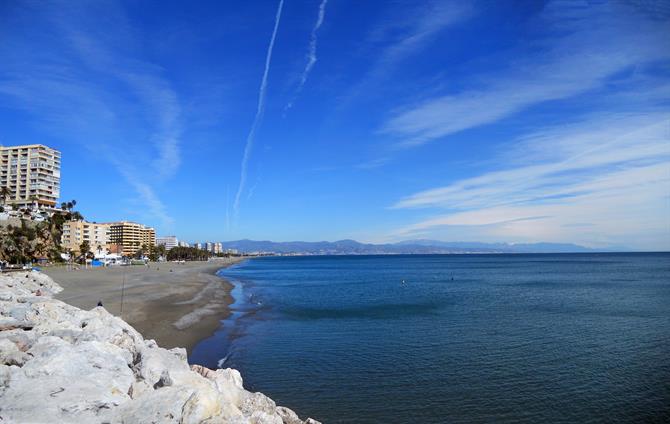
285, 0, 328, 113
109, 157, 175, 227
382, 1, 670, 250
365, 0, 473, 78
0, 0, 180, 227
372, 1, 475, 71
233, 0, 285, 220
338, 0, 473, 113
62, 22, 183, 180
390, 113, 670, 250
380, 1, 670, 148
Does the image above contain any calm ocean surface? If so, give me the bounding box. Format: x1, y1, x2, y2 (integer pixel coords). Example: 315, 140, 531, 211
190, 253, 670, 423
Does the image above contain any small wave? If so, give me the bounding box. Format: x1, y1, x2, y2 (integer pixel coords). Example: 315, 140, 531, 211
217, 354, 230, 368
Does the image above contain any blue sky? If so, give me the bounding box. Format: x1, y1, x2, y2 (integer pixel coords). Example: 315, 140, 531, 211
1, 0, 669, 250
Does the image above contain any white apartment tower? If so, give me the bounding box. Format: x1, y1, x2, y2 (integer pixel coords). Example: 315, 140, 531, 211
156, 235, 179, 251
0, 144, 61, 208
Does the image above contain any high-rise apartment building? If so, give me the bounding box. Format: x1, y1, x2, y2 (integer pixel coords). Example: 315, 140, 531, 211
0, 144, 61, 208
61, 221, 111, 255
105, 221, 156, 256
156, 235, 178, 251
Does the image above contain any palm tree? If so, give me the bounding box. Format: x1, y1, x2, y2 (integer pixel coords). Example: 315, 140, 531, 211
79, 240, 90, 259
0, 187, 11, 205
27, 195, 38, 212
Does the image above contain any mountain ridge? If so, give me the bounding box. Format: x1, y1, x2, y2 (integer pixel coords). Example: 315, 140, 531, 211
219, 239, 609, 254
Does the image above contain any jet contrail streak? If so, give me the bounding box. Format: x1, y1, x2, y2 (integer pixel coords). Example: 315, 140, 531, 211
285, 0, 328, 112
234, 0, 285, 219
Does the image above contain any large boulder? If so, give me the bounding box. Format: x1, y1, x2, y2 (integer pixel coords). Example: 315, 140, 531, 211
0, 271, 321, 424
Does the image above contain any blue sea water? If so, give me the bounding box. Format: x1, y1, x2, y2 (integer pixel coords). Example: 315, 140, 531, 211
190, 254, 670, 423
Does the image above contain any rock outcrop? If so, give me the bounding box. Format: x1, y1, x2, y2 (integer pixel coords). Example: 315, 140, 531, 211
0, 271, 320, 424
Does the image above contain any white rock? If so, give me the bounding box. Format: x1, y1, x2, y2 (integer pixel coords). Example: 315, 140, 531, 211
0, 338, 29, 366
0, 271, 321, 424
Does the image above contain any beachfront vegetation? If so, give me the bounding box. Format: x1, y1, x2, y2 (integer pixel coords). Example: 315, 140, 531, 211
0, 199, 83, 264
0, 220, 58, 264
1, 187, 12, 206
153, 244, 166, 262
166, 246, 211, 261
78, 241, 91, 260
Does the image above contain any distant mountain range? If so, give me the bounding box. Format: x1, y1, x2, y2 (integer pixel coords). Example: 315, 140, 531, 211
220, 239, 605, 255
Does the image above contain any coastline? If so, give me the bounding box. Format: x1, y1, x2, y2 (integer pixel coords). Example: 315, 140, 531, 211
0, 269, 320, 423
44, 257, 246, 354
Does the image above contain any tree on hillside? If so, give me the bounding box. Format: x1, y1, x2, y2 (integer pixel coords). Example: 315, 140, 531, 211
0, 187, 11, 205
0, 220, 38, 264
0, 199, 88, 264
0, 230, 18, 263
60, 200, 77, 212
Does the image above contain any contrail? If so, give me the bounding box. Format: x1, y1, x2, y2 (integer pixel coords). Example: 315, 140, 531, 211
234, 0, 284, 219
225, 184, 230, 233
285, 0, 328, 113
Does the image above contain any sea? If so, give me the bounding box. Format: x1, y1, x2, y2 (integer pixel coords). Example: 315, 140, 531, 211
189, 253, 670, 423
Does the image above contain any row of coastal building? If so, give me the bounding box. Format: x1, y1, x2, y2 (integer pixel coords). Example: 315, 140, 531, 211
2, 144, 237, 259
61, 224, 235, 257
1, 144, 160, 257
151, 236, 236, 255
61, 220, 156, 257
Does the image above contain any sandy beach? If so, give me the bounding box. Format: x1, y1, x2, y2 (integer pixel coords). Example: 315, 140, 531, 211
44, 257, 246, 354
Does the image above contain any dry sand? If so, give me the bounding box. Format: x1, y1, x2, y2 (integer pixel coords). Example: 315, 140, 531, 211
44, 258, 246, 354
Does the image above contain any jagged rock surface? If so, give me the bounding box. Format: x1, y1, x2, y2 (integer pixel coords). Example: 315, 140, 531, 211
0, 271, 321, 424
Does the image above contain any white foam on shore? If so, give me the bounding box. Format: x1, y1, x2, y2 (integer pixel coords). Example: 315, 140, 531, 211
217, 354, 230, 368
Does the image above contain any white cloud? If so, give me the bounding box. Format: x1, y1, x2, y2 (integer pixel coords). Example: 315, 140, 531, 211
371, 1, 473, 70
340, 0, 473, 108
390, 113, 670, 250
64, 28, 183, 180
381, 1, 670, 147
110, 158, 175, 229
0, 0, 180, 226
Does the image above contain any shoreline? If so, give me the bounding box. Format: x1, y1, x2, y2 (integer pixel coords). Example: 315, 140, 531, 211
43, 257, 246, 354
0, 268, 320, 423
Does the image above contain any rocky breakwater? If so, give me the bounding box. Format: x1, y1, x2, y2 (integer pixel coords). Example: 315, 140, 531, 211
0, 271, 320, 424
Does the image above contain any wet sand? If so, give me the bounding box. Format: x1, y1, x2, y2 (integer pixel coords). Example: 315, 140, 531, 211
44, 258, 246, 354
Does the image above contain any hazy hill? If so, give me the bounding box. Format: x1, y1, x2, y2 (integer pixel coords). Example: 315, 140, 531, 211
220, 239, 600, 255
